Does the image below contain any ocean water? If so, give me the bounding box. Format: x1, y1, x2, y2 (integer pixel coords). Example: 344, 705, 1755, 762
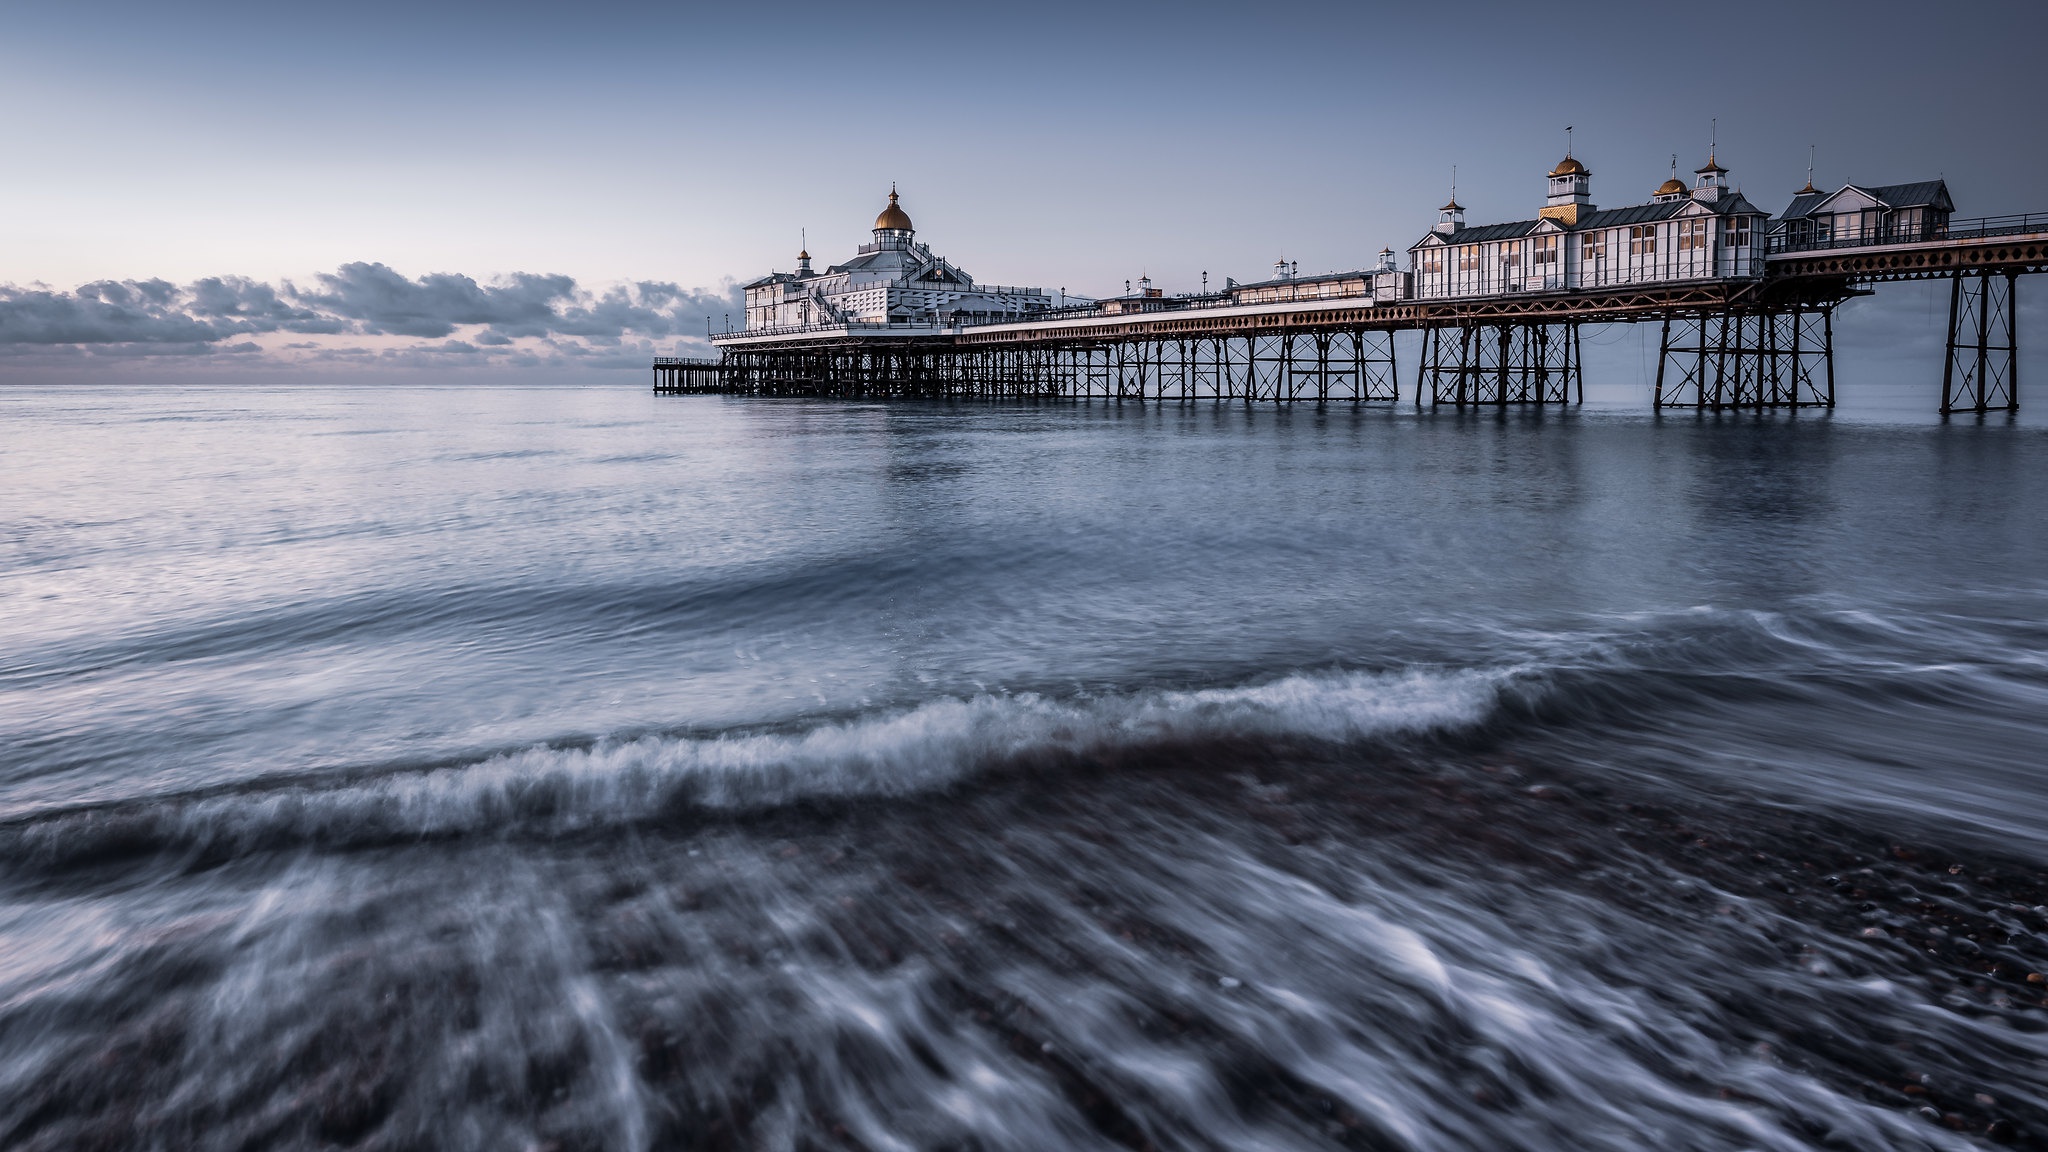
2, 383, 2046, 1151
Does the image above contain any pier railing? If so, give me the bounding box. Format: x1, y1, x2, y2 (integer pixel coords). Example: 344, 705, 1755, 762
714, 321, 958, 340
1767, 213, 2048, 254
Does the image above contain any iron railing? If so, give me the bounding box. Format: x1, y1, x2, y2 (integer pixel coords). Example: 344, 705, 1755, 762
1767, 213, 2048, 254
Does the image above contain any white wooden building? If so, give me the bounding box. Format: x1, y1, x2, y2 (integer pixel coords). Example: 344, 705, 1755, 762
1409, 153, 1770, 300
741, 189, 1049, 333
1225, 248, 1411, 306
1771, 180, 1953, 250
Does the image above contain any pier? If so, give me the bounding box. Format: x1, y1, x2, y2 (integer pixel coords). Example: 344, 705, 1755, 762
661, 167, 2047, 414
651, 357, 722, 393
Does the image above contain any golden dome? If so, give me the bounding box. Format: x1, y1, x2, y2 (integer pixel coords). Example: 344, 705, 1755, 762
1549, 155, 1587, 177
873, 187, 913, 232
1655, 177, 1688, 196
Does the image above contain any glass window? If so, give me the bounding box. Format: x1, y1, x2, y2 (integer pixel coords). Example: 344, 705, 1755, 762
1629, 225, 1658, 256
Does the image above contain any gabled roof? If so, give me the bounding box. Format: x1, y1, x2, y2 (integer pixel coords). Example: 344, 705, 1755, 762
743, 272, 796, 289
1777, 179, 1951, 220
1411, 193, 1766, 249
1712, 193, 1765, 217
1867, 180, 1953, 212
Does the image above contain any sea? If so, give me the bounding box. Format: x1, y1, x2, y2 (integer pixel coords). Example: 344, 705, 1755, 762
2, 383, 2046, 1151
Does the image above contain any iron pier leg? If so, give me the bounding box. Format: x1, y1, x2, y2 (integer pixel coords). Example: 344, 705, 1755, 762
1654, 315, 1671, 408
1822, 307, 1836, 408
1941, 275, 1963, 414
1573, 321, 1584, 404
2009, 271, 2021, 412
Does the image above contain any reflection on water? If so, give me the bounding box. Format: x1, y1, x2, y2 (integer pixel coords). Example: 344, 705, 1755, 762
1, 386, 2045, 1150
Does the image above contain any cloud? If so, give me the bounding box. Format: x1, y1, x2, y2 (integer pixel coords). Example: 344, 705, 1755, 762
0, 265, 743, 366
288, 263, 575, 338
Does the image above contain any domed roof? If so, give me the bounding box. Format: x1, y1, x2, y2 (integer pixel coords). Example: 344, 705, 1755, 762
1550, 155, 1587, 177
1655, 177, 1688, 197
873, 187, 913, 232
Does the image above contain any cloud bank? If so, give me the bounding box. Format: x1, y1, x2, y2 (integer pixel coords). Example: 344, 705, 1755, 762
0, 264, 742, 367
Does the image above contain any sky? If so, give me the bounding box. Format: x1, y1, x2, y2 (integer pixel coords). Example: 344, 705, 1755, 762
2, 0, 2043, 376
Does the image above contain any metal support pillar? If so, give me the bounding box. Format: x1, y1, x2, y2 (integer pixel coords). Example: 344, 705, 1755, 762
1424, 321, 1579, 405
1655, 307, 1832, 410
1942, 269, 2019, 414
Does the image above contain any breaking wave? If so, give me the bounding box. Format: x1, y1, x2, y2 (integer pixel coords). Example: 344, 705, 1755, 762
2, 666, 1522, 866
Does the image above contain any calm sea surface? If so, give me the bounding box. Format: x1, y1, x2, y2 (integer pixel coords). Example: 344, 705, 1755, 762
3, 384, 2046, 1151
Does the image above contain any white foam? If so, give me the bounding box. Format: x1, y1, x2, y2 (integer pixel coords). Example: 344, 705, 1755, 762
16, 666, 1519, 855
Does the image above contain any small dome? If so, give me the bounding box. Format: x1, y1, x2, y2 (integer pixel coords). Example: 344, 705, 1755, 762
1655, 177, 1688, 197
1550, 155, 1587, 177
873, 188, 913, 232
1441, 198, 1463, 213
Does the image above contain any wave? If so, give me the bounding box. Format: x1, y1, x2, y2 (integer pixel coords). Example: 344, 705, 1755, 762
0, 666, 1521, 868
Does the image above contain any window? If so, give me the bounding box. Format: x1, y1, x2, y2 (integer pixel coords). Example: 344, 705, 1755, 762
1629, 225, 1658, 256
1533, 236, 1559, 266
1457, 246, 1482, 272
1678, 219, 1707, 252
1500, 241, 1521, 267
1581, 232, 1605, 261
1722, 218, 1752, 248
1420, 250, 1443, 275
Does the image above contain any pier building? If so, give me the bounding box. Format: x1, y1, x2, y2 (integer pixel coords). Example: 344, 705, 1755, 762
660, 146, 2045, 415
739, 188, 1049, 335
1771, 180, 1954, 249
1409, 152, 1770, 298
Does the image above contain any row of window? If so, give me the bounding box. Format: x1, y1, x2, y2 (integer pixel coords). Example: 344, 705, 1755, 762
1420, 220, 1758, 273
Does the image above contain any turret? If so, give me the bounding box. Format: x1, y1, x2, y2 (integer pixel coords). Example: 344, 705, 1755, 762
1693, 152, 1728, 203
1540, 153, 1594, 224
1652, 156, 1689, 203
1434, 198, 1465, 236
871, 185, 914, 251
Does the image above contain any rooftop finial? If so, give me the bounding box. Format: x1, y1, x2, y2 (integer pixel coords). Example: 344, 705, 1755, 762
1565, 125, 1573, 157
1709, 117, 1717, 166
1801, 145, 1817, 195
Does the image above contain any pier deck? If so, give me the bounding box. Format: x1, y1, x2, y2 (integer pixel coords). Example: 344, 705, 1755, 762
666, 217, 2047, 412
